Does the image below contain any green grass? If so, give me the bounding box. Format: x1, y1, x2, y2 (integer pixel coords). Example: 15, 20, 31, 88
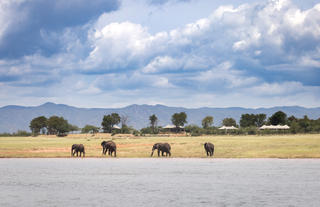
0, 134, 320, 158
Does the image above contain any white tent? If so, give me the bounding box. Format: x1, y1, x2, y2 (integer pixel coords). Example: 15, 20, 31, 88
218, 126, 238, 130
163, 124, 184, 129
259, 125, 290, 130
112, 125, 121, 129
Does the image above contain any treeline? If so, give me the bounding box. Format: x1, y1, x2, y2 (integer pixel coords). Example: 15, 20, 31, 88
23, 110, 320, 137
0, 130, 31, 137
29, 116, 79, 136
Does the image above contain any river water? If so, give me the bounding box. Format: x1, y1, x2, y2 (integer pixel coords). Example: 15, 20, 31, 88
0, 158, 319, 207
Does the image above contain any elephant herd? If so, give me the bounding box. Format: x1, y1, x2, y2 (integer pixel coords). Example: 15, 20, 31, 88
71, 141, 215, 158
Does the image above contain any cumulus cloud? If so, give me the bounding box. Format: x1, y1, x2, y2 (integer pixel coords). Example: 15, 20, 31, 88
0, 0, 120, 58
0, 0, 320, 108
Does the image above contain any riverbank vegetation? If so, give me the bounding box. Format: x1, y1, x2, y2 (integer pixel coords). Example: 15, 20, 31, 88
0, 134, 319, 158
24, 110, 320, 137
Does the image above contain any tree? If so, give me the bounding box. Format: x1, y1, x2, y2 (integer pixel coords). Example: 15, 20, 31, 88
239, 113, 266, 128
222, 118, 237, 127
202, 116, 213, 129
81, 125, 100, 134
68, 124, 79, 133
47, 116, 70, 136
171, 112, 187, 132
149, 114, 158, 133
298, 115, 312, 133
240, 114, 256, 128
101, 113, 121, 133
29, 116, 47, 135
255, 114, 266, 127
268, 111, 287, 125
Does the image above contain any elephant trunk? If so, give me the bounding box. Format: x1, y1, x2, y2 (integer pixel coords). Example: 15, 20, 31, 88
71, 148, 74, 157
150, 149, 154, 157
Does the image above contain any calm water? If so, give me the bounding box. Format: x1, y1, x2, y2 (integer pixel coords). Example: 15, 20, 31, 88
0, 159, 320, 207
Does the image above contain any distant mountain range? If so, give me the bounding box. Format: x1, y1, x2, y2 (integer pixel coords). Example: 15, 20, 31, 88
0, 102, 320, 133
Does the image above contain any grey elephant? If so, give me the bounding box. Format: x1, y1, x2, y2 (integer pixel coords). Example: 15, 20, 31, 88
151, 143, 171, 157
71, 144, 85, 157
204, 142, 214, 157
101, 140, 117, 157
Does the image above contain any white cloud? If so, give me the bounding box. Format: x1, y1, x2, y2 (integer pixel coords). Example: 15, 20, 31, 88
0, 0, 320, 108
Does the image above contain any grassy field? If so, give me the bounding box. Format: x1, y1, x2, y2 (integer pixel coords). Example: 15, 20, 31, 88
0, 133, 320, 158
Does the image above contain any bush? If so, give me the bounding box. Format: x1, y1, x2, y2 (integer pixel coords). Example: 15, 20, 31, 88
185, 125, 204, 136
133, 130, 140, 136
140, 127, 153, 135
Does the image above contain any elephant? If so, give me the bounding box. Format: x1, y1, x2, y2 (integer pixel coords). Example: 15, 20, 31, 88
204, 142, 214, 157
150, 143, 171, 157
101, 140, 117, 157
71, 144, 85, 157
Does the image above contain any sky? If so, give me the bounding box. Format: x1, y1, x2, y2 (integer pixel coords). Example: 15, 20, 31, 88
0, 0, 320, 108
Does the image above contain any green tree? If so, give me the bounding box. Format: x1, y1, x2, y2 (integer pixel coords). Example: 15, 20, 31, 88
268, 111, 287, 125
240, 113, 266, 128
255, 114, 266, 127
222, 118, 237, 127
149, 114, 158, 133
81, 125, 100, 134
171, 112, 187, 132
202, 116, 213, 129
29, 116, 47, 135
68, 124, 79, 133
47, 116, 70, 136
298, 115, 312, 133
101, 113, 121, 133
240, 114, 256, 128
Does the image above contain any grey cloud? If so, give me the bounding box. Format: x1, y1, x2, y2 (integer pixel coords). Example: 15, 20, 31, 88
0, 0, 120, 59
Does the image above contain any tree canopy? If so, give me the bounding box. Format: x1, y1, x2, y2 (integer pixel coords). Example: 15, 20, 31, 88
81, 125, 100, 134
268, 111, 287, 125
29, 116, 47, 135
202, 116, 213, 129
149, 114, 158, 133
101, 113, 121, 133
171, 112, 187, 131
240, 113, 266, 128
222, 118, 237, 127
47, 116, 70, 135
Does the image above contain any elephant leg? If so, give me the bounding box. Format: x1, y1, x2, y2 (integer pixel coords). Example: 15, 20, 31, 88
168, 151, 171, 157
157, 149, 160, 157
